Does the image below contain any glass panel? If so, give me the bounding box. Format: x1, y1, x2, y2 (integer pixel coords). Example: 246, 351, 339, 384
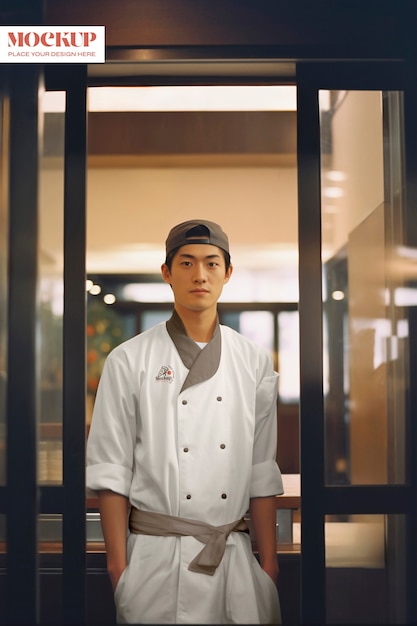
141, 309, 171, 331
38, 514, 63, 622
221, 310, 274, 353
38, 513, 62, 545
324, 513, 406, 624
277, 310, 299, 403
0, 76, 8, 487
38, 90, 65, 485
86, 298, 136, 427
320, 90, 408, 486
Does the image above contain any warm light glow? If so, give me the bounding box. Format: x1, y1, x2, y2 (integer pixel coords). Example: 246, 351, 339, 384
323, 187, 344, 199
88, 85, 297, 112
41, 86, 297, 113
89, 284, 101, 296
325, 170, 346, 182
123, 283, 172, 303
103, 293, 116, 305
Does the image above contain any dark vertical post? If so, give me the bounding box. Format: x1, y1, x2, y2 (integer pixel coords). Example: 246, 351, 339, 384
296, 66, 326, 624
6, 64, 41, 625
403, 53, 417, 625
62, 65, 87, 625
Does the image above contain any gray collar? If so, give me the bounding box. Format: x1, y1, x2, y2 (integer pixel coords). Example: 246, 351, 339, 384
166, 309, 221, 392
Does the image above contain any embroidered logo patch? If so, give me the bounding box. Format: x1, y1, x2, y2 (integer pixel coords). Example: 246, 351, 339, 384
155, 365, 174, 383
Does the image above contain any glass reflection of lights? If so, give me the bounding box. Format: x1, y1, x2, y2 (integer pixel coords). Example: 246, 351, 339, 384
103, 294, 116, 305
89, 284, 101, 296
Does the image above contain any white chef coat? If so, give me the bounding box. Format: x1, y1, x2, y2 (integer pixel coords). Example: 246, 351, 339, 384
87, 313, 283, 624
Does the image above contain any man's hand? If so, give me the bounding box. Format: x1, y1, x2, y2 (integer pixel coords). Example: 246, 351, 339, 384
98, 490, 129, 591
249, 496, 279, 585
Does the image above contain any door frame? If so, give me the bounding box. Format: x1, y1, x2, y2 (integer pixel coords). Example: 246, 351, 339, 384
296, 59, 417, 623
2, 2, 417, 623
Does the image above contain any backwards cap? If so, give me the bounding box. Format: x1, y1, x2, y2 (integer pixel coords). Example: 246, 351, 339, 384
165, 219, 230, 257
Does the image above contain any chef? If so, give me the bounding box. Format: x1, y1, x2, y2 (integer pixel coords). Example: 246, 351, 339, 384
86, 219, 284, 624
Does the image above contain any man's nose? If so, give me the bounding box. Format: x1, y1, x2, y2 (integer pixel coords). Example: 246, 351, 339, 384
193, 264, 207, 282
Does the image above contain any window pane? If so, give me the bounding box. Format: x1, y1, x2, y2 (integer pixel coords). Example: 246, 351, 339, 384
141, 310, 171, 332
86, 300, 136, 426
320, 90, 408, 486
221, 310, 274, 354
324, 514, 406, 624
38, 92, 65, 485
277, 311, 299, 402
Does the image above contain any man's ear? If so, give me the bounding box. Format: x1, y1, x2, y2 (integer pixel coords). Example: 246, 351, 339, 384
224, 263, 233, 283
161, 263, 172, 284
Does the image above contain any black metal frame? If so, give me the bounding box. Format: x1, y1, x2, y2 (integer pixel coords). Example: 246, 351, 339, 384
6, 63, 41, 626
1, 2, 416, 624
62, 65, 88, 625
3, 64, 88, 624
296, 60, 417, 623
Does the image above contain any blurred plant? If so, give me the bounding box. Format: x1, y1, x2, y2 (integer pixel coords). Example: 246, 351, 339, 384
86, 300, 129, 395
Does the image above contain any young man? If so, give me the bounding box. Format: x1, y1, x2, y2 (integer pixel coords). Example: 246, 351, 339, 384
86, 219, 284, 624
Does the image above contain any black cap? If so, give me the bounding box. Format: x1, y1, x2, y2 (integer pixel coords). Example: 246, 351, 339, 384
165, 219, 230, 257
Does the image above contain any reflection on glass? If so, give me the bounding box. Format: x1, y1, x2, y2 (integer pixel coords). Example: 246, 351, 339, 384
0, 86, 8, 486
38, 513, 62, 545
38, 514, 63, 620
277, 311, 299, 403
239, 311, 274, 352
221, 311, 274, 355
141, 310, 171, 332
320, 90, 408, 486
86, 299, 135, 426
38, 90, 65, 485
324, 514, 385, 569
324, 514, 406, 624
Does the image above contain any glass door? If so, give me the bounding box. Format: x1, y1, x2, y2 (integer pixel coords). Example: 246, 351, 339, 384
297, 61, 417, 624
2, 65, 88, 624
41, 67, 88, 625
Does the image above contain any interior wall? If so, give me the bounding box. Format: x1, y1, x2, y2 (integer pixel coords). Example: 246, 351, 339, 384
40, 165, 298, 274
323, 91, 384, 259
326, 91, 387, 485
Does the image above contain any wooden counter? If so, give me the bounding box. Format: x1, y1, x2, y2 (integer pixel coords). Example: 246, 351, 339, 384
277, 473, 300, 509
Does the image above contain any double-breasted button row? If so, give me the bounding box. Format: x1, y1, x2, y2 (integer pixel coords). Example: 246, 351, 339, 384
182, 444, 225, 452
181, 397, 222, 405
184, 493, 228, 500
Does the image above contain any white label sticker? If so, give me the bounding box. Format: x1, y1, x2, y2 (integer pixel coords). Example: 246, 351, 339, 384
0, 26, 105, 63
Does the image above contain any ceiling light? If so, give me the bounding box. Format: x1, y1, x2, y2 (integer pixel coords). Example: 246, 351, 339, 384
40, 85, 297, 113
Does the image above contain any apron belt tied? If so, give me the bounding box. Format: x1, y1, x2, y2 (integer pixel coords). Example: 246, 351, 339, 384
129, 507, 249, 576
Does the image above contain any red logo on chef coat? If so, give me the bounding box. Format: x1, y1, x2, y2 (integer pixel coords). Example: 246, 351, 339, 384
155, 365, 175, 383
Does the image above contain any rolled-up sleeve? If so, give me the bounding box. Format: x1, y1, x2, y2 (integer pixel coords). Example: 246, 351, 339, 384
250, 370, 284, 498
86, 349, 136, 497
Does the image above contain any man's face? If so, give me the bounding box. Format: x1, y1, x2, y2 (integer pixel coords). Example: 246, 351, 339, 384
161, 244, 233, 314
